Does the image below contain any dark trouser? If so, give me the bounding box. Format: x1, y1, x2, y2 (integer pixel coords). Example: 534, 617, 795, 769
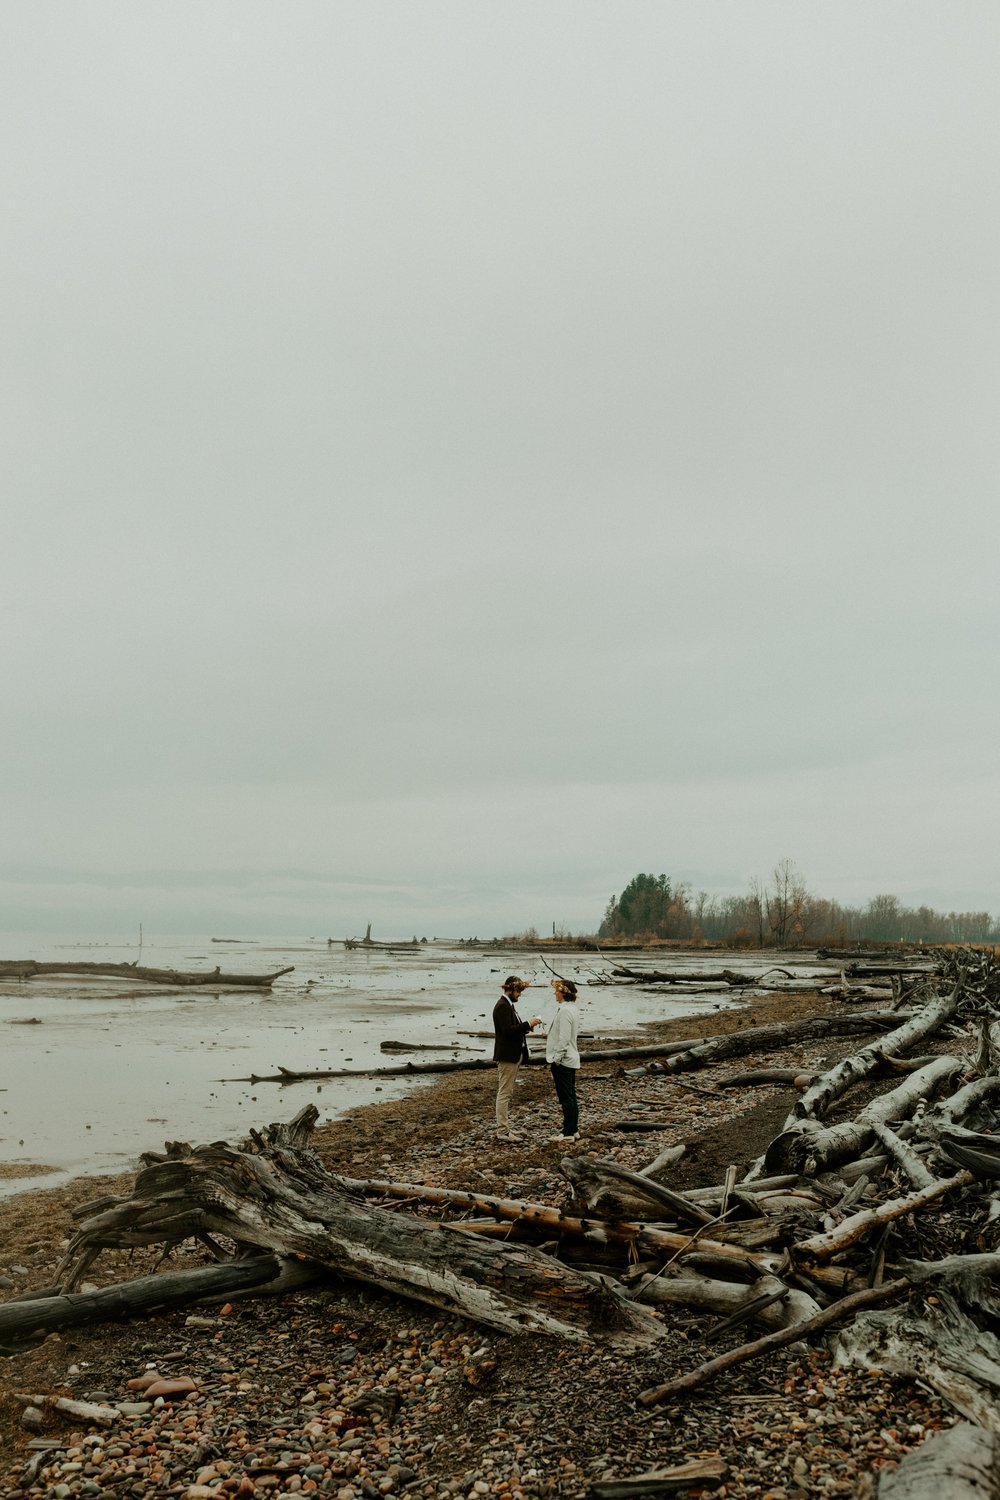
550, 1063, 579, 1137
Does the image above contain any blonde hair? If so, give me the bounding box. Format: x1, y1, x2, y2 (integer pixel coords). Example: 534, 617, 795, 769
552, 978, 577, 1001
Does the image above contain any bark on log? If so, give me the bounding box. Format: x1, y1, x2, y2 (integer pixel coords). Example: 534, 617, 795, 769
877, 1423, 1000, 1500
718, 1069, 814, 1089
331, 1175, 784, 1274
635, 1011, 910, 1078
794, 1171, 974, 1263
633, 1268, 820, 1332
922, 1076, 1000, 1131
869, 1122, 937, 1190
559, 1157, 716, 1227
606, 966, 797, 986
832, 1296, 1000, 1433
791, 984, 960, 1123
53, 1110, 663, 1346
764, 1055, 964, 1175
0, 959, 293, 988
637, 1144, 687, 1179
0, 1256, 311, 1342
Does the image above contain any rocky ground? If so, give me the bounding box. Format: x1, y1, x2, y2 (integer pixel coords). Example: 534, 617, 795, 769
0, 991, 956, 1498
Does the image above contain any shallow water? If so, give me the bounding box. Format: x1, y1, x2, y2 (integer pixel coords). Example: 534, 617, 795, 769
0, 934, 835, 1195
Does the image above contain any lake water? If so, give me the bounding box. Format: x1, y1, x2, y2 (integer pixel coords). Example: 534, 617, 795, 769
0, 933, 837, 1196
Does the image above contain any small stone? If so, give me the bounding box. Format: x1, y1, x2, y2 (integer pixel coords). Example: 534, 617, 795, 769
21, 1405, 45, 1431
144, 1376, 198, 1399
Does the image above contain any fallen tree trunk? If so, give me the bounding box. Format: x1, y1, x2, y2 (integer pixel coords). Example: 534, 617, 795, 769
632, 1268, 821, 1332
637, 1011, 910, 1078
791, 984, 960, 1123
764, 1055, 964, 1175
52, 1109, 663, 1346
794, 1170, 974, 1263
0, 1256, 314, 1343
0, 959, 294, 988
330, 1175, 784, 1273
559, 1156, 716, 1227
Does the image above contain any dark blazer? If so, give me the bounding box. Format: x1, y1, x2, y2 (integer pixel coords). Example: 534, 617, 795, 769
493, 995, 531, 1064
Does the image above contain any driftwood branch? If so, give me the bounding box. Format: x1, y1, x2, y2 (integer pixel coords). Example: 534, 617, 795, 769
636, 1278, 911, 1405
0, 959, 293, 988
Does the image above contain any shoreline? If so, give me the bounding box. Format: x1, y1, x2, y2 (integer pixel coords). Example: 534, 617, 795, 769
1, 987, 953, 1498
0, 986, 822, 1201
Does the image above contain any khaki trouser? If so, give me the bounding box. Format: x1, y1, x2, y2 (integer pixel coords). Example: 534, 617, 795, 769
495, 1061, 520, 1130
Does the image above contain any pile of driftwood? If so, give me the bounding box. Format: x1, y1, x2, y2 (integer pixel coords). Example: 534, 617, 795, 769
598, 953, 937, 1004
8, 952, 1000, 1494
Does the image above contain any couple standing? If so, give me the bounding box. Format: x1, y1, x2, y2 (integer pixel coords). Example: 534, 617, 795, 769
492, 973, 580, 1143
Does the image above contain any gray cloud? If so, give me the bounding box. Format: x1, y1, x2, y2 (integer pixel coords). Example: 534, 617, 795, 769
3, 4, 1000, 936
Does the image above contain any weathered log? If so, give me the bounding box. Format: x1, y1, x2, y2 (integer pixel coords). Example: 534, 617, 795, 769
637, 1143, 686, 1178
638, 1011, 910, 1077
636, 1278, 911, 1405
606, 965, 798, 986
0, 1256, 311, 1341
764, 1054, 964, 1175
331, 1175, 784, 1273
869, 1122, 937, 1190
0, 959, 293, 988
791, 984, 960, 1123
718, 1069, 814, 1089
633, 1268, 821, 1331
682, 1174, 802, 1206
589, 1459, 728, 1497
877, 1422, 1000, 1500
794, 1170, 974, 1262
922, 1076, 1000, 1131
930, 1124, 1000, 1179
13, 1393, 119, 1426
54, 1110, 663, 1346
559, 1157, 716, 1227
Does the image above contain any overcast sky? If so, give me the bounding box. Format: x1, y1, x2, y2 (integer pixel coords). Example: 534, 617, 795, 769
3, 4, 999, 938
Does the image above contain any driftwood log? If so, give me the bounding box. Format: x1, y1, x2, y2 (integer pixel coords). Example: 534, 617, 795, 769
46, 1108, 662, 1347
0, 1256, 315, 1344
877, 1423, 1000, 1500
0, 960, 293, 988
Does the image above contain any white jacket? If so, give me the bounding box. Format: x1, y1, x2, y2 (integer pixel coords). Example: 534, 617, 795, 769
545, 1004, 580, 1069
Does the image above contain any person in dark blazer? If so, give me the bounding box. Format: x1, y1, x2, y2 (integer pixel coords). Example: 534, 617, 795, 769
492, 975, 541, 1140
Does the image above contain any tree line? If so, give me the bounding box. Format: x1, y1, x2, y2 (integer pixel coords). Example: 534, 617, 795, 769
597, 864, 1000, 948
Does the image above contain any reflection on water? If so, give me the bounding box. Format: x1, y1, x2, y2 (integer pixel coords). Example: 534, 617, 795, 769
0, 934, 833, 1193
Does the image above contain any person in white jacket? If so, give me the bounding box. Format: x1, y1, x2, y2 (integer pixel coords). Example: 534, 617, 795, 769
545, 977, 580, 1142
